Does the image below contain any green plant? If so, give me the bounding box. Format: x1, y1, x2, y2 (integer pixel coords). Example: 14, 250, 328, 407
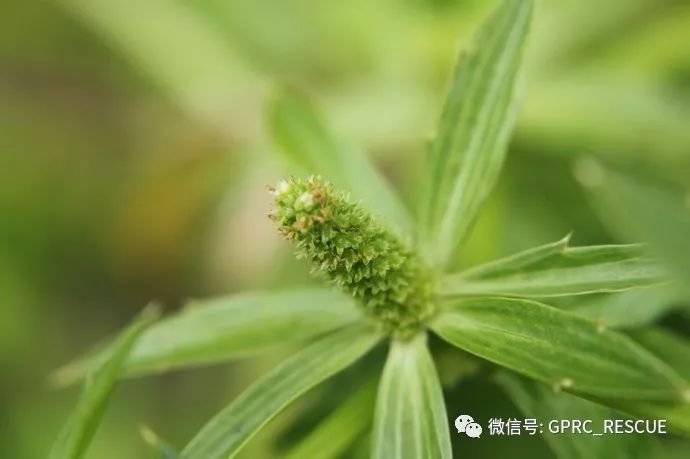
51, 1, 690, 458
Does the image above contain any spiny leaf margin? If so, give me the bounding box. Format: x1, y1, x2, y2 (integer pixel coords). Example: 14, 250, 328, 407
439, 235, 666, 298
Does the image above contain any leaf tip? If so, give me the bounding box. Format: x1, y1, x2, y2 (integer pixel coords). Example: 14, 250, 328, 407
559, 232, 573, 248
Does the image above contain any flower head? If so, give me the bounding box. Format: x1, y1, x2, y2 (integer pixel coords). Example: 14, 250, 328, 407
269, 176, 435, 335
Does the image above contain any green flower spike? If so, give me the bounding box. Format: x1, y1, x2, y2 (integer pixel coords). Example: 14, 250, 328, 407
269, 175, 435, 336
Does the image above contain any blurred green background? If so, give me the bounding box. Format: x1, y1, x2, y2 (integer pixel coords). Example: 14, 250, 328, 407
2, 0, 690, 457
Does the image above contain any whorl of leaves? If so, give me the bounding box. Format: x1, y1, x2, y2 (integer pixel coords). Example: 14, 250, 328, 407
269, 176, 435, 334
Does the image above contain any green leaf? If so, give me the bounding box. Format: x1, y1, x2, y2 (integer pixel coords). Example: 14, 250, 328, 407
584, 397, 690, 436
439, 235, 667, 298
496, 372, 657, 459
268, 87, 412, 234
181, 322, 381, 459
285, 379, 376, 459
371, 333, 452, 459
520, 78, 690, 163
49, 306, 160, 459
431, 297, 688, 400
421, 0, 533, 266
506, 324, 690, 437
53, 289, 360, 385
630, 327, 690, 381
570, 287, 681, 329
56, 0, 259, 132
579, 166, 690, 292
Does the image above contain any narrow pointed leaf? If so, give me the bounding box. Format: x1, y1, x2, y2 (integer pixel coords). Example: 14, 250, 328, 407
439, 236, 666, 298
53, 289, 360, 385
582, 167, 690, 292
285, 379, 376, 459
181, 322, 381, 459
49, 306, 160, 459
497, 324, 690, 437
614, 299, 690, 432
496, 372, 657, 459
421, 0, 533, 266
630, 327, 690, 381
586, 398, 690, 436
268, 88, 412, 234
372, 333, 452, 459
56, 0, 259, 133
431, 297, 688, 400
571, 287, 681, 329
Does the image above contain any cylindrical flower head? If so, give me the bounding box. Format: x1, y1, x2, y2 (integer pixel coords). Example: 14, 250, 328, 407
269, 176, 435, 335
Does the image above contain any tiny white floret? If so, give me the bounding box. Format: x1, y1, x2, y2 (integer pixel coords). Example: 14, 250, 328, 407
276, 180, 290, 195
296, 192, 314, 209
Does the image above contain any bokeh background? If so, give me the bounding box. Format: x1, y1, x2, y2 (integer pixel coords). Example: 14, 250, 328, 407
2, 0, 690, 457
